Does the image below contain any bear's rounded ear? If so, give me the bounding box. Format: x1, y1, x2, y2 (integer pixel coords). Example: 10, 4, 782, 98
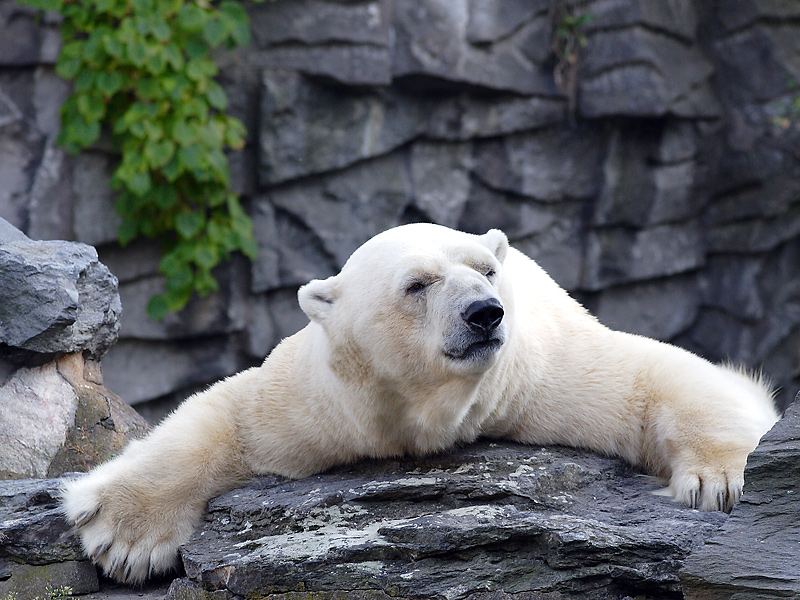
481, 229, 508, 263
298, 276, 339, 324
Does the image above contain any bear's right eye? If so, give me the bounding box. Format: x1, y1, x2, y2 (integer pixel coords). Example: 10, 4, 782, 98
406, 281, 427, 294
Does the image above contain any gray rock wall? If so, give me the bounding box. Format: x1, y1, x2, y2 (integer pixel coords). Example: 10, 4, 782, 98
1, 0, 799, 419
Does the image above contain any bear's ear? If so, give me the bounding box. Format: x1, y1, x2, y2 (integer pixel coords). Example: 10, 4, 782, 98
481, 229, 508, 263
298, 276, 339, 323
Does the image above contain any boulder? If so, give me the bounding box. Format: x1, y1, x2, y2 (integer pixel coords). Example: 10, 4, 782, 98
680, 396, 800, 599
170, 442, 727, 600
0, 219, 121, 357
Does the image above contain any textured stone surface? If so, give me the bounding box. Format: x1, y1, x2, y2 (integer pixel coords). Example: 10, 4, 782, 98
681, 397, 800, 599
259, 71, 428, 185
0, 352, 148, 479
392, 0, 556, 95
172, 442, 726, 600
472, 127, 604, 202
0, 3, 61, 66
0, 476, 98, 599
0, 219, 121, 357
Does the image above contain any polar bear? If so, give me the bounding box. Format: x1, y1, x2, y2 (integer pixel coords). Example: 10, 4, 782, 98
62, 224, 779, 584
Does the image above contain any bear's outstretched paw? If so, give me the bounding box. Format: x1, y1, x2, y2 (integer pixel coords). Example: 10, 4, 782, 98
61, 472, 184, 584
667, 466, 743, 513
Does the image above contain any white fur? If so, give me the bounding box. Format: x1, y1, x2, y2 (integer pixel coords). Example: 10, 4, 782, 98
62, 224, 779, 584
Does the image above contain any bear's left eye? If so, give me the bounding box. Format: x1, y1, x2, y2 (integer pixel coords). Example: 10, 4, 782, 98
485, 268, 496, 279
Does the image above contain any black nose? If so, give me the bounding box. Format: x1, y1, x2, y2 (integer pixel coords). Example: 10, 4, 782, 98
462, 298, 504, 334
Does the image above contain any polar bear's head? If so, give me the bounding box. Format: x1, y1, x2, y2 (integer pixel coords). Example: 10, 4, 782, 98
298, 224, 513, 387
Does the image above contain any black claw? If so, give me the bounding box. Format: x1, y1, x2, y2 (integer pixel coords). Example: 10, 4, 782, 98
91, 541, 111, 561
108, 556, 124, 581
74, 506, 100, 528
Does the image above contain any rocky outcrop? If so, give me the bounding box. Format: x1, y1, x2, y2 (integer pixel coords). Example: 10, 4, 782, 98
170, 442, 726, 600
1, 1, 799, 422
0, 218, 147, 480
2, 406, 796, 600
0, 443, 725, 600
680, 395, 800, 599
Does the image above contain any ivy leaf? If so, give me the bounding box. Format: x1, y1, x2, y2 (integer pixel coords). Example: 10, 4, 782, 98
144, 139, 176, 169
165, 264, 194, 292
173, 119, 198, 146
206, 149, 229, 184
94, 0, 116, 13
224, 116, 247, 150
177, 4, 208, 33
127, 171, 152, 197
203, 17, 229, 48
165, 286, 193, 312
136, 77, 163, 100
193, 267, 219, 294
146, 294, 170, 321
164, 44, 185, 70
95, 71, 125, 97
149, 21, 171, 42
178, 144, 205, 174
175, 210, 205, 239
127, 39, 148, 67
55, 42, 85, 79
150, 184, 178, 209
206, 81, 228, 111
118, 217, 139, 246
76, 92, 106, 123
59, 115, 100, 151
193, 244, 218, 270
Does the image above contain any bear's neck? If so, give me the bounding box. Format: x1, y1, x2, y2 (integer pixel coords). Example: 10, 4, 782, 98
306, 326, 493, 456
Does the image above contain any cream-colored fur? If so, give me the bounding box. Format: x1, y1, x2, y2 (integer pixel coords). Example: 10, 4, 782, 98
62, 224, 779, 584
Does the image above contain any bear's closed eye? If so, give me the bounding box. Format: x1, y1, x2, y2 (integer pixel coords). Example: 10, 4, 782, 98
406, 281, 427, 294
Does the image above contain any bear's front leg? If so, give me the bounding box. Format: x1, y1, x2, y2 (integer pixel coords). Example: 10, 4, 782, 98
61, 386, 251, 584
642, 360, 778, 513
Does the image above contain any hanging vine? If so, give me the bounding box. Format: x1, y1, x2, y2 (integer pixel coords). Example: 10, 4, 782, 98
18, 0, 267, 319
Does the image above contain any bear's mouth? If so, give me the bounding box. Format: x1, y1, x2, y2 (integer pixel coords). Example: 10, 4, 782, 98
444, 338, 503, 361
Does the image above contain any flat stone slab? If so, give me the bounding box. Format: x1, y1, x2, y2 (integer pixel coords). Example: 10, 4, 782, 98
174, 442, 727, 600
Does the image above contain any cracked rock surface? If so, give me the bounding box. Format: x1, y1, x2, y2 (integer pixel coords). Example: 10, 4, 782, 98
172, 442, 726, 600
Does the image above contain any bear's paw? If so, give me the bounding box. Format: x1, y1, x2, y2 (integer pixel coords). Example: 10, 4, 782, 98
666, 462, 744, 513
61, 470, 186, 584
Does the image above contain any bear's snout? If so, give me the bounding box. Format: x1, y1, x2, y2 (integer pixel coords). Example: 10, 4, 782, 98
462, 298, 504, 335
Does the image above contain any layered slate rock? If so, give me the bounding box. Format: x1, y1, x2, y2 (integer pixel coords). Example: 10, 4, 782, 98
0, 477, 98, 600
171, 442, 726, 600
0, 219, 121, 357
681, 397, 800, 599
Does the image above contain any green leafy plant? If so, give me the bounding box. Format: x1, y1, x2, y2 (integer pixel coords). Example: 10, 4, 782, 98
19, 0, 261, 319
